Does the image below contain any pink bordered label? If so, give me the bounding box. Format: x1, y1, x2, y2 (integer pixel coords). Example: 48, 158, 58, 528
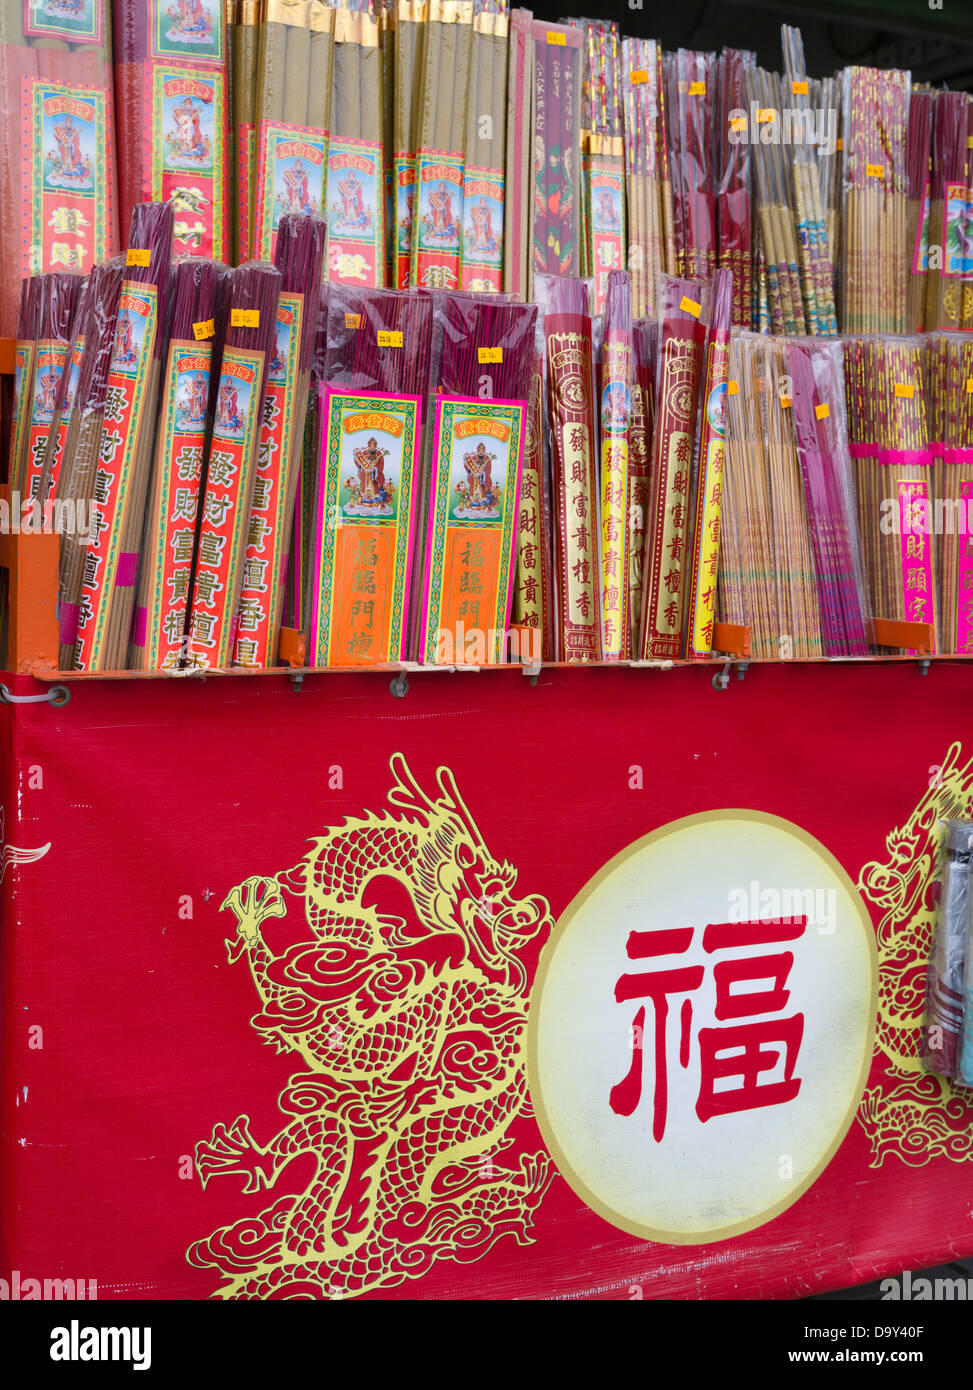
897, 479, 935, 633
957, 481, 973, 655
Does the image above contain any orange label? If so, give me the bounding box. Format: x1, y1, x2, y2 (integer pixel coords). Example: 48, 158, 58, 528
193, 319, 215, 341
230, 308, 260, 327
779, 395, 792, 409
546, 30, 566, 45
630, 70, 648, 85
866, 164, 884, 179
680, 296, 701, 318
345, 313, 362, 329
688, 81, 705, 96
757, 108, 775, 123
126, 248, 151, 266
894, 383, 914, 399
377, 330, 403, 347
967, 378, 973, 394
836, 138, 844, 150
728, 380, 739, 395
815, 403, 830, 420
729, 116, 746, 131
478, 346, 503, 364
791, 80, 809, 95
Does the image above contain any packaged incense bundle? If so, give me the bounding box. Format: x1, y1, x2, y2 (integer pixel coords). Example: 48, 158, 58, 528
250, 0, 333, 263
282, 281, 328, 633
70, 202, 174, 672
35, 265, 99, 506
324, 284, 433, 394
233, 212, 327, 667
843, 334, 936, 650
502, 8, 532, 300
537, 273, 601, 662
327, 3, 386, 287
840, 66, 909, 335
230, 0, 260, 261
187, 260, 282, 668
922, 820, 973, 1080
19, 273, 83, 507
925, 332, 973, 655
666, 50, 717, 286
745, 65, 805, 337
638, 275, 708, 661
684, 268, 732, 658
906, 88, 934, 334
566, 18, 624, 315
781, 26, 837, 337
132, 258, 225, 671
510, 347, 551, 660
7, 277, 43, 503
924, 91, 969, 333
460, 2, 508, 293
628, 316, 654, 644
530, 20, 582, 292
622, 38, 664, 320
598, 270, 632, 659
0, 0, 118, 336
715, 47, 753, 329
392, 0, 426, 288
113, 0, 230, 262
816, 74, 841, 266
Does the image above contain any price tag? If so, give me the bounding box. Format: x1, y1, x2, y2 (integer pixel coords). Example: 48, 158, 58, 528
679, 296, 701, 318
967, 378, 973, 394
729, 116, 746, 131
757, 108, 775, 123
630, 69, 648, 85
779, 395, 792, 409
192, 319, 215, 341
815, 403, 830, 421
866, 163, 884, 179
126, 248, 151, 267
546, 30, 565, 44
791, 80, 809, 95
836, 138, 844, 150
478, 346, 503, 364
894, 383, 914, 399
727, 380, 739, 396
231, 308, 260, 328
377, 330, 403, 348
344, 313, 361, 329
688, 81, 705, 96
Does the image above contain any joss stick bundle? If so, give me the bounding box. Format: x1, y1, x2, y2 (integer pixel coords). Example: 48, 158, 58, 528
627, 316, 654, 644
843, 335, 936, 651
684, 267, 732, 658
816, 75, 841, 266
282, 281, 328, 632
746, 65, 805, 337
906, 88, 933, 335
35, 266, 99, 507
638, 276, 708, 661
924, 91, 968, 332
781, 26, 837, 336
599, 270, 632, 659
132, 257, 224, 671
714, 47, 754, 330
328, 3, 385, 287
392, 0, 427, 287
622, 38, 663, 320
7, 277, 43, 503
460, 1, 508, 293
666, 50, 717, 285
19, 273, 83, 507
230, 0, 261, 262
539, 273, 602, 663
409, 0, 473, 291
510, 346, 551, 660
530, 21, 582, 292
187, 260, 282, 668
233, 213, 327, 667
925, 332, 973, 655
839, 65, 909, 335
502, 8, 532, 300
112, 0, 229, 262
324, 284, 433, 394
565, 18, 624, 314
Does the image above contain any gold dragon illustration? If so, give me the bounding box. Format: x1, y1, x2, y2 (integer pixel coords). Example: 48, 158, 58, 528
188, 755, 554, 1299
857, 740, 973, 1166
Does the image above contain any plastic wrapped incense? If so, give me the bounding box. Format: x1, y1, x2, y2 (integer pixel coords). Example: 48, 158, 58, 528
923, 820, 973, 1080
327, 3, 384, 287
840, 65, 909, 335
392, 0, 426, 287
925, 332, 973, 655
35, 267, 97, 506
565, 18, 624, 314
0, 1, 117, 336
715, 47, 754, 329
19, 273, 83, 508
816, 74, 841, 266
666, 50, 717, 288
627, 316, 654, 644
69, 202, 174, 672
843, 334, 936, 651
113, 1, 229, 262
924, 91, 968, 333
230, 0, 260, 260
684, 268, 731, 658
780, 27, 837, 337
251, 0, 333, 263
598, 270, 632, 659
537, 273, 601, 662
530, 21, 582, 293
502, 8, 532, 300
325, 284, 433, 394
187, 260, 282, 669
745, 65, 805, 337
282, 280, 329, 632
6, 277, 44, 505
622, 38, 665, 320
460, 2, 508, 293
638, 275, 708, 661
510, 347, 550, 660
906, 88, 933, 334
131, 258, 226, 671
233, 212, 327, 667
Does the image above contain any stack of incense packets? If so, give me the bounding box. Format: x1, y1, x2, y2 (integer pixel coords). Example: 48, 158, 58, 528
924, 90, 969, 332
510, 340, 551, 661
530, 20, 582, 293
35, 265, 103, 509
327, 2, 385, 288
905, 87, 934, 335
113, 0, 230, 263
70, 201, 174, 672
566, 17, 624, 315
460, 1, 508, 293
538, 272, 601, 663
7, 277, 44, 505
621, 37, 665, 320
745, 65, 805, 336
628, 315, 655, 645
666, 50, 716, 285
131, 257, 226, 671
0, 0, 118, 337
781, 25, 837, 336
186, 259, 282, 668
233, 212, 327, 667
598, 269, 632, 659
20, 273, 84, 507
714, 46, 754, 330
502, 7, 533, 301
391, 0, 426, 289
925, 331, 973, 655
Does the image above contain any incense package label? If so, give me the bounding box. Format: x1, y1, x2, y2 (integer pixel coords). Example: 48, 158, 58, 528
308, 387, 422, 667
511, 366, 548, 656
24, 0, 104, 43
588, 153, 626, 314
149, 66, 228, 260
22, 79, 112, 279
600, 341, 631, 659
149, 0, 224, 63
188, 345, 265, 667
460, 167, 504, 292
24, 342, 68, 502
911, 179, 930, 275
253, 123, 327, 262
393, 153, 416, 289
420, 396, 526, 665
412, 150, 464, 290
48, 337, 84, 499
326, 137, 385, 289
942, 182, 972, 277
74, 283, 159, 671
233, 292, 304, 667
236, 123, 255, 261
957, 480, 973, 656
139, 340, 214, 669
686, 340, 730, 657
897, 480, 935, 629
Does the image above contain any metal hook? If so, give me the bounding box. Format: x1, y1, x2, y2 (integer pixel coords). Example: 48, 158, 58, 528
712, 661, 732, 692
390, 673, 409, 699
0, 683, 70, 707
290, 673, 305, 692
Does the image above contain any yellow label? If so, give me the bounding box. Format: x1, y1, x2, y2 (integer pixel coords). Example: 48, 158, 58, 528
630, 69, 648, 85
345, 313, 362, 329
192, 318, 215, 341
967, 378, 973, 394
478, 346, 503, 364
729, 116, 746, 131
728, 380, 739, 395
968, 136, 973, 150
792, 80, 809, 95
836, 138, 844, 150
894, 383, 914, 399
688, 81, 705, 96
377, 330, 403, 347
779, 395, 792, 409
126, 248, 151, 266
680, 296, 701, 318
757, 108, 775, 123
546, 30, 565, 44
231, 308, 260, 327
815, 403, 830, 420
866, 163, 884, 178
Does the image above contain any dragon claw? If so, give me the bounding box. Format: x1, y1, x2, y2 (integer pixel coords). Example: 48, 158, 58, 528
196, 1115, 270, 1194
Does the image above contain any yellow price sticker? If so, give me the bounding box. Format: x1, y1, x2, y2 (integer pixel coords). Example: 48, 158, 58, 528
192, 318, 215, 341
478, 346, 503, 364
866, 163, 884, 178
836, 138, 844, 150
688, 81, 705, 96
792, 80, 809, 95
757, 108, 775, 123
779, 395, 792, 409
377, 330, 403, 348
894, 383, 914, 399
728, 380, 739, 396
967, 378, 973, 394
546, 30, 565, 44
815, 403, 830, 421
729, 116, 746, 131
344, 313, 362, 329
231, 308, 260, 328
630, 69, 648, 85
679, 296, 701, 318
126, 248, 151, 267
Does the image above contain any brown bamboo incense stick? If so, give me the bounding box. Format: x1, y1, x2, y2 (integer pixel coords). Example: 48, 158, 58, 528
502, 7, 532, 299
